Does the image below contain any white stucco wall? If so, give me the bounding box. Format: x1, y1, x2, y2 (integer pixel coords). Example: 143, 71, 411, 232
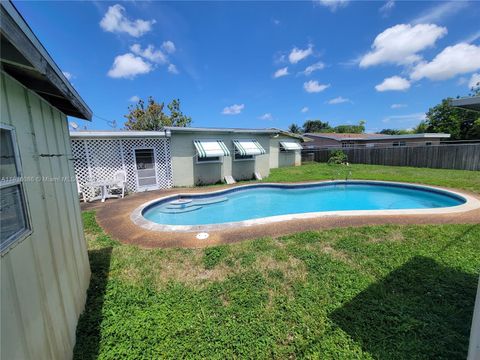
170, 132, 271, 187
269, 135, 302, 168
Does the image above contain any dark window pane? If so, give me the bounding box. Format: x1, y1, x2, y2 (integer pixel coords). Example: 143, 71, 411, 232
0, 185, 28, 249
0, 128, 18, 180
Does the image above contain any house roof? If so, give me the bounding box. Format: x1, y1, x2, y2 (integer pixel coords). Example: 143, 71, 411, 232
165, 127, 308, 141
450, 96, 480, 112
304, 132, 450, 141
0, 1, 92, 120
70, 130, 169, 138
70, 127, 308, 142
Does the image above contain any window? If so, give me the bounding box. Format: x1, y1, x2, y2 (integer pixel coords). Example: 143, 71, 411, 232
197, 155, 222, 163
341, 141, 355, 148
426, 142, 432, 146
393, 141, 406, 147
234, 153, 254, 161
1, 126, 30, 253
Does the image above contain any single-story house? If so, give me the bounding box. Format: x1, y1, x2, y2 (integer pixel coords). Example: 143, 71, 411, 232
303, 132, 451, 149
70, 127, 304, 194
1, 1, 91, 359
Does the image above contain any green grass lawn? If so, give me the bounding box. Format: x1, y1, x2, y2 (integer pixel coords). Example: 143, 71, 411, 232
74, 164, 480, 359
264, 163, 480, 194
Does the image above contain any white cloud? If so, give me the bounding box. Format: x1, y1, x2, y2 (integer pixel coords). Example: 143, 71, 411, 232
62, 71, 73, 80
382, 112, 426, 124
129, 95, 140, 102
100, 4, 155, 37
107, 53, 152, 79
304, 80, 330, 93
222, 104, 244, 115
379, 0, 395, 17
314, 0, 349, 12
375, 76, 411, 92
301, 61, 325, 76
328, 96, 351, 104
391, 103, 407, 109
273, 67, 289, 78
258, 113, 273, 121
130, 44, 167, 64
469, 73, 480, 89
162, 41, 176, 54
359, 24, 447, 68
301, 107, 309, 113
462, 30, 480, 44
410, 43, 480, 81
272, 18, 281, 25
412, 1, 468, 25
168, 64, 179, 74
289, 45, 313, 64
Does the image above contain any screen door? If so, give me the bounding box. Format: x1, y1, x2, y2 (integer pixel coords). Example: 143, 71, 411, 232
134, 148, 158, 190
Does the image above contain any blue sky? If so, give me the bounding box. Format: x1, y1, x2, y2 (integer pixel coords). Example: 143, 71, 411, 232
14, 1, 480, 132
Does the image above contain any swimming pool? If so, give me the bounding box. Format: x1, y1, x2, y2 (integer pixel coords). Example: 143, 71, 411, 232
133, 181, 470, 231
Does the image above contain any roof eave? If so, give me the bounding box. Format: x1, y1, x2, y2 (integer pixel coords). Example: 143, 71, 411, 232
0, 1, 92, 120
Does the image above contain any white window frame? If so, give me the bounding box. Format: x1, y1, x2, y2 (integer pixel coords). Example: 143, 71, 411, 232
196, 155, 223, 164
233, 152, 255, 162
133, 147, 159, 191
194, 139, 225, 164
0, 124, 31, 254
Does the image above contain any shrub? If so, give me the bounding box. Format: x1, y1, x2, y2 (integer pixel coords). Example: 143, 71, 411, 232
328, 150, 348, 165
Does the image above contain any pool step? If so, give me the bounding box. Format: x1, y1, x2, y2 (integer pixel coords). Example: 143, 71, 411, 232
166, 197, 228, 209
193, 197, 228, 205
159, 205, 202, 214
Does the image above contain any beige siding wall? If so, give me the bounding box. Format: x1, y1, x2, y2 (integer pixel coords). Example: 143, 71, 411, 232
170, 132, 271, 186
0, 72, 90, 360
269, 136, 301, 168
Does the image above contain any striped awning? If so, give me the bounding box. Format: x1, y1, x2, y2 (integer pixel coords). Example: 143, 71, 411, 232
233, 139, 266, 156
280, 140, 303, 151
194, 140, 230, 158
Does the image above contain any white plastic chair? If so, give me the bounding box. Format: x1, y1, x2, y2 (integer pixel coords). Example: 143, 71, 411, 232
108, 170, 127, 198
76, 178, 86, 202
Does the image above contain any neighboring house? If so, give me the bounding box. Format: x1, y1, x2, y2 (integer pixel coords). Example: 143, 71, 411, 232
70, 127, 303, 193
303, 133, 451, 149
1, 2, 92, 359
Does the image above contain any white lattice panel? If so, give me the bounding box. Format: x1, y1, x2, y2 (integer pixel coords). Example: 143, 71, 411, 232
71, 137, 172, 200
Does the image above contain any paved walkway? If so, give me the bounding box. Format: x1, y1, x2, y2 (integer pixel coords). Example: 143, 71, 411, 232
81, 182, 480, 249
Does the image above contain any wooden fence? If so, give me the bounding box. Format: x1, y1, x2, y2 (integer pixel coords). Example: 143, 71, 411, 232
301, 144, 480, 171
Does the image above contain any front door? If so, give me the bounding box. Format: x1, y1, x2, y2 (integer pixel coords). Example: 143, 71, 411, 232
134, 148, 158, 190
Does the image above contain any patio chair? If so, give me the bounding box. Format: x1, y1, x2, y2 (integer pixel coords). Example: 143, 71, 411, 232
76, 178, 86, 202
108, 170, 127, 198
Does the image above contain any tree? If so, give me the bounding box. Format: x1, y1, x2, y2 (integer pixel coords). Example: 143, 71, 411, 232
334, 120, 365, 134
124, 97, 192, 131
378, 128, 413, 135
288, 123, 302, 134
302, 120, 332, 133
419, 98, 479, 139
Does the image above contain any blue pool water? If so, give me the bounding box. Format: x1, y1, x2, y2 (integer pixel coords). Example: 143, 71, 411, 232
142, 182, 465, 226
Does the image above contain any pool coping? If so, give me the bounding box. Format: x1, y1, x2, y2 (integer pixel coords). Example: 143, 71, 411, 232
130, 180, 480, 233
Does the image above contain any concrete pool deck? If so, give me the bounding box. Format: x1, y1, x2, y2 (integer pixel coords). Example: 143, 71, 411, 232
82, 181, 480, 249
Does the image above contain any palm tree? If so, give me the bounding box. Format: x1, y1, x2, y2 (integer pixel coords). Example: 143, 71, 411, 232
288, 123, 302, 134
